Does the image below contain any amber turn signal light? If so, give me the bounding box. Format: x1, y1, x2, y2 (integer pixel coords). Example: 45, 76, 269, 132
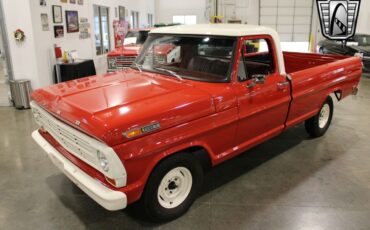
124, 129, 143, 138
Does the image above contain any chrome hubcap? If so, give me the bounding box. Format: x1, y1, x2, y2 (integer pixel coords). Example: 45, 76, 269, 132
157, 167, 192, 209
319, 104, 330, 128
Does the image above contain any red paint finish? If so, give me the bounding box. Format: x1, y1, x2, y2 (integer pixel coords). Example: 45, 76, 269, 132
283, 52, 362, 128
31, 35, 362, 205
107, 28, 152, 58
108, 45, 141, 57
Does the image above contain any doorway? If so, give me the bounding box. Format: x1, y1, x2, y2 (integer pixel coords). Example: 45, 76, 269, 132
0, 0, 12, 106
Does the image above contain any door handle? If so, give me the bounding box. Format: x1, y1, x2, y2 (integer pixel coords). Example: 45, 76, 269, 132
277, 81, 289, 90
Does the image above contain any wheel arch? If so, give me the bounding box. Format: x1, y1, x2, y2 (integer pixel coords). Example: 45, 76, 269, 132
128, 144, 213, 204
321, 87, 342, 106
149, 145, 213, 180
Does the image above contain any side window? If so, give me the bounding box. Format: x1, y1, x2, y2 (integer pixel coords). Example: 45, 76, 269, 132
238, 38, 275, 81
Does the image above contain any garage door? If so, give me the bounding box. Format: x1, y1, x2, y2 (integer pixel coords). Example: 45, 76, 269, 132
259, 0, 313, 42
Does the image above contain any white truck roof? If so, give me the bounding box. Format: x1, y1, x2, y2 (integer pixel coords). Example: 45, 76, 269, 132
150, 24, 286, 75
150, 24, 277, 37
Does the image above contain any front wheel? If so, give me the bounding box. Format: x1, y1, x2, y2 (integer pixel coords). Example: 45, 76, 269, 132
305, 96, 334, 137
140, 153, 203, 222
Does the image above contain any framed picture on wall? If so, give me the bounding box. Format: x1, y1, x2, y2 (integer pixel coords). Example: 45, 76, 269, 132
41, 13, 49, 31
70, 0, 76, 4
60, 0, 67, 3
52, 5, 62, 23
65, 10, 79, 33
54, 25, 64, 38
78, 0, 83, 5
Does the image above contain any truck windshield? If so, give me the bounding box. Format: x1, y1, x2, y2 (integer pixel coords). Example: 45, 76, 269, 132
124, 31, 149, 45
134, 34, 237, 83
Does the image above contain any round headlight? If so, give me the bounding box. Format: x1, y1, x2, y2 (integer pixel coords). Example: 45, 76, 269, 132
97, 151, 109, 172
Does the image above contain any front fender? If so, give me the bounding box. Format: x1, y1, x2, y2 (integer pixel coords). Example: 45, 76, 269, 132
112, 108, 239, 204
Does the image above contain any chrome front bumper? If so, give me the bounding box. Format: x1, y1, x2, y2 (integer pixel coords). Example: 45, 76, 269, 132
32, 130, 127, 211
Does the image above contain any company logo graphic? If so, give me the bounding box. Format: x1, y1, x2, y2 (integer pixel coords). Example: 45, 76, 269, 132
317, 0, 361, 40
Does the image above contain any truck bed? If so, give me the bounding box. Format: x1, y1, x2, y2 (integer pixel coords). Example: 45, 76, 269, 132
283, 51, 349, 74
283, 51, 362, 129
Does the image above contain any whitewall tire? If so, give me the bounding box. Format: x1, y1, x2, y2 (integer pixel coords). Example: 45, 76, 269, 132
140, 153, 203, 222
305, 96, 334, 137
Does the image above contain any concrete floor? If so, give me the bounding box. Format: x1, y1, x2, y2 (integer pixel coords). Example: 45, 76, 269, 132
0, 76, 370, 230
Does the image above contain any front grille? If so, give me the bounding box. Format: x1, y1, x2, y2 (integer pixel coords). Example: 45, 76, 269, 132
31, 101, 128, 186
116, 56, 137, 68
31, 102, 100, 170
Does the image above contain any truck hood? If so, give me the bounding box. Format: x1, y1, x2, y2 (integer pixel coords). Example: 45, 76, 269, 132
108, 45, 141, 57
31, 69, 215, 146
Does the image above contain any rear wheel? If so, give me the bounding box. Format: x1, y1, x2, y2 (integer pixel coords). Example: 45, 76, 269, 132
140, 153, 203, 222
305, 96, 334, 137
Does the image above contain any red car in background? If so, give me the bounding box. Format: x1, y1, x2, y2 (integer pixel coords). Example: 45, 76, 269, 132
107, 29, 150, 72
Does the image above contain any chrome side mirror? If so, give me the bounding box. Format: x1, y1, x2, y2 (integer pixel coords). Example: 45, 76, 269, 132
247, 74, 266, 88
252, 74, 266, 84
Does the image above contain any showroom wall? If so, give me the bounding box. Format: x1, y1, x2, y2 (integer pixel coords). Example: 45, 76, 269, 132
214, 0, 260, 24
154, 0, 260, 25
356, 0, 370, 34
155, 0, 208, 24
2, 0, 154, 89
2, 1, 40, 87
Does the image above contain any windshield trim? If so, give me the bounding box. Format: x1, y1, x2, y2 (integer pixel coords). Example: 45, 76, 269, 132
134, 34, 238, 83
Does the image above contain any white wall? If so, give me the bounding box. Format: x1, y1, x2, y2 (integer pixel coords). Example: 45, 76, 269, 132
2, 0, 40, 86
356, 0, 370, 34
2, 0, 154, 89
155, 0, 207, 24
216, 0, 259, 25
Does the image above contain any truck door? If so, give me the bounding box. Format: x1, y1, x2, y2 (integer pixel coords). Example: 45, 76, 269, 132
233, 36, 291, 148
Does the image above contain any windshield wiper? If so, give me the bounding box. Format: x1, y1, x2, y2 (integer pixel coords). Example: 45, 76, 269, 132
154, 67, 183, 81
130, 63, 142, 72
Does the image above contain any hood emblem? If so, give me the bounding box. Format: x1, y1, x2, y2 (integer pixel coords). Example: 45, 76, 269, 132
75, 120, 81, 126
56, 110, 61, 115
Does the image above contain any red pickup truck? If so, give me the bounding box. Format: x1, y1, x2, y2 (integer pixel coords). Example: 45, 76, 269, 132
31, 24, 361, 221
107, 29, 150, 72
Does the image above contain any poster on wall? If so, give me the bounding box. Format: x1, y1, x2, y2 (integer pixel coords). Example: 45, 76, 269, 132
41, 14, 49, 31
113, 20, 129, 48
70, 0, 76, 4
78, 0, 83, 5
54, 25, 64, 38
52, 5, 62, 23
79, 18, 91, 39
66, 11, 79, 33
60, 0, 67, 3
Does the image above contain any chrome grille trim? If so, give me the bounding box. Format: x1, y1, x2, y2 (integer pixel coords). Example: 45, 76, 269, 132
116, 56, 137, 67
31, 101, 127, 187
143, 55, 166, 65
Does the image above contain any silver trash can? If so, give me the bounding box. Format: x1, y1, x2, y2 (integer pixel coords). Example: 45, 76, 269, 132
9, 79, 32, 109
